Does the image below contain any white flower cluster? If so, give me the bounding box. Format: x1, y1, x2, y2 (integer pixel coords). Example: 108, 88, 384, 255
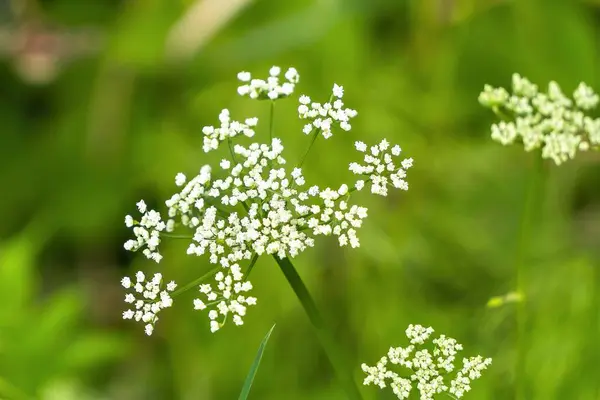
121, 272, 177, 336
123, 67, 413, 335
124, 200, 166, 263
237, 66, 299, 100
193, 264, 256, 332
349, 139, 413, 196
298, 83, 357, 138
202, 109, 258, 153
361, 324, 492, 399
479, 73, 600, 165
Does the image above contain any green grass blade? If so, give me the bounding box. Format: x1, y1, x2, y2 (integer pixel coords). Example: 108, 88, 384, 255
238, 323, 276, 400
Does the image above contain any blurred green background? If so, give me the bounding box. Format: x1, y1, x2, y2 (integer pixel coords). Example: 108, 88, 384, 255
1, 0, 599, 399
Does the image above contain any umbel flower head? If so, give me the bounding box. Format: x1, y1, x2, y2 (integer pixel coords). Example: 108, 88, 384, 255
479, 73, 600, 165
361, 324, 492, 399
121, 272, 176, 336
122, 66, 413, 335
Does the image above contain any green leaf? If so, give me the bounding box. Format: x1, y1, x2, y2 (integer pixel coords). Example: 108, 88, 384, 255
237, 323, 276, 400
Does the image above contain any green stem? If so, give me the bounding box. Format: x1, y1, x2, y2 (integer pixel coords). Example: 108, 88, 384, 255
273, 256, 363, 400
297, 128, 321, 168
269, 101, 275, 141
592, 256, 600, 398
228, 138, 237, 163
514, 154, 545, 400
244, 253, 260, 280
172, 265, 221, 297
162, 234, 193, 239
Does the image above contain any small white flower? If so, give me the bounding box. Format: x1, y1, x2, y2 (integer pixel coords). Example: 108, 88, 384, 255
220, 159, 231, 169
125, 215, 134, 228
121, 277, 132, 288
332, 83, 344, 98
175, 173, 187, 187
144, 324, 154, 336
136, 200, 147, 213
269, 66, 281, 77
355, 141, 367, 152
237, 71, 251, 82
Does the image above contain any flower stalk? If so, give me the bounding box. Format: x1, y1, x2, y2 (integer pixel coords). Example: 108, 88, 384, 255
513, 154, 545, 399
273, 256, 363, 400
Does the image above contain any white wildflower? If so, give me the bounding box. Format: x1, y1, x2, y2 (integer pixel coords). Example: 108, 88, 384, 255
121, 271, 177, 336
480, 74, 600, 164
201, 109, 257, 153
349, 139, 412, 196
362, 324, 491, 399
298, 84, 357, 139
237, 66, 299, 100
192, 264, 256, 332
123, 68, 414, 334
175, 173, 187, 187
124, 200, 166, 263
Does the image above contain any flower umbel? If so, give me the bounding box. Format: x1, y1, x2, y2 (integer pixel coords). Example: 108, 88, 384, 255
350, 139, 413, 196
298, 83, 357, 139
361, 324, 492, 399
122, 66, 413, 335
237, 66, 299, 100
121, 272, 177, 336
479, 73, 600, 165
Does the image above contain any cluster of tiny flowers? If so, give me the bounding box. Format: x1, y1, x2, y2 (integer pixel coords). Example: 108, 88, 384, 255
237, 66, 299, 100
202, 109, 258, 152
361, 324, 492, 399
123, 67, 413, 334
298, 83, 357, 139
479, 73, 600, 165
349, 139, 413, 196
124, 200, 166, 263
193, 263, 256, 332
121, 272, 177, 336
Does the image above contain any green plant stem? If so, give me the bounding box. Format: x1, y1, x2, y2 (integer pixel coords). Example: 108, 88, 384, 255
172, 265, 221, 297
514, 154, 545, 400
244, 253, 260, 279
228, 137, 237, 163
273, 256, 363, 400
162, 234, 193, 239
297, 129, 321, 168
269, 101, 275, 141
592, 258, 600, 398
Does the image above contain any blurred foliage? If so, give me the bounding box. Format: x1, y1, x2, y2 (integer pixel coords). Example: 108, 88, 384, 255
0, 0, 599, 399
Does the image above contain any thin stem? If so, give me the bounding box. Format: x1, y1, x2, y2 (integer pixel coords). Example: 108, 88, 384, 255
297, 128, 321, 168
269, 101, 275, 141
514, 154, 545, 400
244, 253, 260, 280
162, 233, 194, 239
273, 256, 363, 400
228, 137, 237, 163
172, 265, 221, 297
591, 256, 600, 398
